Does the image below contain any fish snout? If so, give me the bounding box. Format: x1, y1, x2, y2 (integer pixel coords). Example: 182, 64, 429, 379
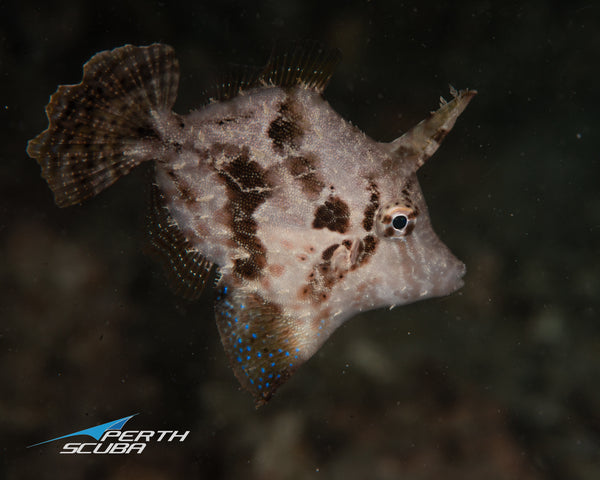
432, 254, 466, 297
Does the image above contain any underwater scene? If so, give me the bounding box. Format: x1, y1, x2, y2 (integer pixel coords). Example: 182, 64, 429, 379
1, 1, 598, 479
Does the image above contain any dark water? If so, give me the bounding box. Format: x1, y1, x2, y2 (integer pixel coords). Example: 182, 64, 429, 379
2, 1, 598, 479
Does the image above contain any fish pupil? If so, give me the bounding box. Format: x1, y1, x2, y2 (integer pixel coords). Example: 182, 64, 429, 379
392, 214, 408, 230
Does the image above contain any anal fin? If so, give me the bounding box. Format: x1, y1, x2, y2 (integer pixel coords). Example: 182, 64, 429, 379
147, 184, 217, 300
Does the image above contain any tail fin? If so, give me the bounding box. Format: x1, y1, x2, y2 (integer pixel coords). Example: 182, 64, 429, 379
27, 44, 179, 207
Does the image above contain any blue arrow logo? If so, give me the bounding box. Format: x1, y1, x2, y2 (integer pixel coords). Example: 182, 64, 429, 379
28, 414, 137, 448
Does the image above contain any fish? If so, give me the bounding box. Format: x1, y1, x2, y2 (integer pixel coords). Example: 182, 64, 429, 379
27, 43, 476, 406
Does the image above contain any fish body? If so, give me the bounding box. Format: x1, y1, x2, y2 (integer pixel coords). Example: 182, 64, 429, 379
27, 44, 475, 405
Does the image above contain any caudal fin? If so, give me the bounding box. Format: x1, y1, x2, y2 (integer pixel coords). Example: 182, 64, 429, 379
27, 44, 179, 207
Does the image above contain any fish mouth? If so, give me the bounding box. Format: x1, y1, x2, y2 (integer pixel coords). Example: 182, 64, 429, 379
444, 258, 467, 294
429, 256, 466, 298
457, 261, 467, 281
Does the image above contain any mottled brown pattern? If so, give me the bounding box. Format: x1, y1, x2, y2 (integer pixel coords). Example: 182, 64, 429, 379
400, 180, 419, 214
28, 43, 475, 407
299, 243, 356, 304
404, 223, 415, 235
362, 181, 380, 231
351, 235, 378, 268
267, 97, 304, 154
268, 264, 285, 277
312, 196, 350, 233
284, 154, 325, 198
165, 168, 196, 204
217, 147, 273, 279
321, 244, 339, 261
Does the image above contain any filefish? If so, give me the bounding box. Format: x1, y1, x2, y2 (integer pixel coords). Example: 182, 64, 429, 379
27, 43, 476, 406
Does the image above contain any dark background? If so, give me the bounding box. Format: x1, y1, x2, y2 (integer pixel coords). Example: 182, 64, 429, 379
1, 1, 598, 479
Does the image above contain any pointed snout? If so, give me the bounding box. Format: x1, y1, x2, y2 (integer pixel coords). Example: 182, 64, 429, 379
429, 252, 466, 298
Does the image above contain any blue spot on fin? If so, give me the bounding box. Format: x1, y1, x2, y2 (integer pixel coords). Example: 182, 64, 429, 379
214, 278, 308, 406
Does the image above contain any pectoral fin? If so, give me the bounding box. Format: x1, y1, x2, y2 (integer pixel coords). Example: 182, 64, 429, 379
147, 184, 217, 300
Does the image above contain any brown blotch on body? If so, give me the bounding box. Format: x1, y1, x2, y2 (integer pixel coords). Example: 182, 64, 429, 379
164, 168, 196, 205
351, 234, 378, 269
284, 154, 325, 198
192, 219, 210, 238
209, 142, 244, 159
404, 223, 416, 235
302, 242, 353, 304
362, 181, 380, 231
194, 147, 210, 165
298, 284, 311, 300
312, 196, 350, 233
176, 183, 195, 204
318, 263, 330, 274
268, 117, 303, 153
268, 264, 285, 277
216, 145, 273, 280
268, 97, 304, 154
400, 180, 418, 212
363, 235, 377, 254
234, 257, 262, 279
321, 244, 339, 261
363, 204, 377, 231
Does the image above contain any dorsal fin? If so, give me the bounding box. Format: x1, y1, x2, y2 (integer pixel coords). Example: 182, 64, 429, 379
210, 65, 262, 101
388, 87, 477, 171
260, 41, 342, 92
146, 184, 217, 300
206, 42, 341, 103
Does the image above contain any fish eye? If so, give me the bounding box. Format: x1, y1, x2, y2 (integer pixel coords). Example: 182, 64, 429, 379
376, 205, 415, 238
392, 214, 408, 231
